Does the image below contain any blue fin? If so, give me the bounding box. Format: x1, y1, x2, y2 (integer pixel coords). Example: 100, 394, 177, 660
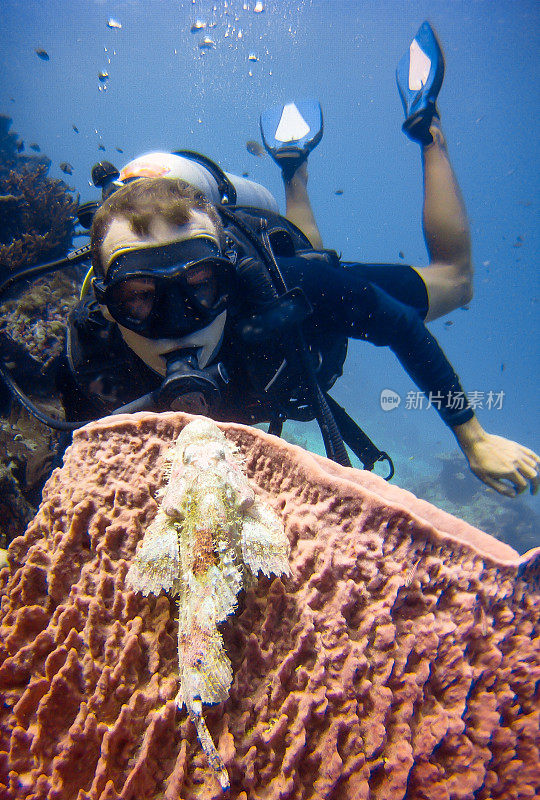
260, 99, 323, 175
396, 21, 445, 143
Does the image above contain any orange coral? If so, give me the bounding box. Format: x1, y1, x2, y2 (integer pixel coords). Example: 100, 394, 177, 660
0, 412, 538, 800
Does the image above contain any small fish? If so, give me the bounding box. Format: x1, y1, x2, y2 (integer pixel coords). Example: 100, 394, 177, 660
29, 143, 40, 152
444, 320, 453, 327
98, 144, 106, 151
246, 140, 265, 157
198, 37, 216, 50
242, 172, 249, 177
35, 48, 49, 60
72, 124, 79, 133
107, 18, 122, 29
404, 558, 421, 587
115, 147, 124, 153
501, 363, 506, 372
98, 71, 109, 82
475, 604, 489, 636
398, 251, 405, 259
59, 162, 73, 175
334, 189, 343, 196
191, 19, 206, 32
459, 305, 470, 311
16, 140, 24, 153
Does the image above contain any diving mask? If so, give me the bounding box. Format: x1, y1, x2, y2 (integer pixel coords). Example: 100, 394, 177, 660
92, 237, 235, 339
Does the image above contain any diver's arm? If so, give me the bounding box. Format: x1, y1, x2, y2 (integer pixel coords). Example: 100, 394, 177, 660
357, 284, 474, 427
282, 257, 470, 426
364, 287, 539, 495
283, 162, 323, 249
452, 416, 540, 497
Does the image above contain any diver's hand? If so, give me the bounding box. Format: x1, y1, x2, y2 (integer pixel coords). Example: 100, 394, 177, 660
452, 417, 540, 497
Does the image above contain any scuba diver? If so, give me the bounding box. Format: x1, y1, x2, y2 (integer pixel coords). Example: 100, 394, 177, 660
1, 22, 538, 499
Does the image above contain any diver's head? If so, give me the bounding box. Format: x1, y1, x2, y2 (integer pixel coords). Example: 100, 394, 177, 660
90, 178, 232, 375
91, 176, 225, 276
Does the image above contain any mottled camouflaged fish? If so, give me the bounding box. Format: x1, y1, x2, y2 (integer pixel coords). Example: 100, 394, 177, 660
126, 417, 290, 790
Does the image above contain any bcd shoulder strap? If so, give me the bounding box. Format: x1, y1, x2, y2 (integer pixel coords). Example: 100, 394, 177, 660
219, 205, 313, 260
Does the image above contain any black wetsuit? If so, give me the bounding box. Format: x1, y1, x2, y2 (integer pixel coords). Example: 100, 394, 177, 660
60, 249, 473, 431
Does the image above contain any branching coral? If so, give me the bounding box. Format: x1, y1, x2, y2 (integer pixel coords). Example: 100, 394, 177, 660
0, 115, 78, 272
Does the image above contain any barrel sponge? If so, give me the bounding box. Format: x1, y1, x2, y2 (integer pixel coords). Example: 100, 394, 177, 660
0, 412, 538, 800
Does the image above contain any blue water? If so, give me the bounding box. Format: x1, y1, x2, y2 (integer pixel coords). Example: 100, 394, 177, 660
1, 0, 538, 543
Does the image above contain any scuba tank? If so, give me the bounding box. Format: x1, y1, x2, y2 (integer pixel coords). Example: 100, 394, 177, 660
106, 150, 279, 211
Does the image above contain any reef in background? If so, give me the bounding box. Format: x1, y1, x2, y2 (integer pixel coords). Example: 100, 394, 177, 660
0, 114, 80, 549
0, 114, 78, 273
410, 452, 539, 556
0, 405, 59, 551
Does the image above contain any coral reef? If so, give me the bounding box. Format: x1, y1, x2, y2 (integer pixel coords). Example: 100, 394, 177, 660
0, 114, 78, 273
0, 412, 538, 800
0, 461, 35, 551
0, 270, 79, 368
0, 405, 59, 550
0, 114, 81, 547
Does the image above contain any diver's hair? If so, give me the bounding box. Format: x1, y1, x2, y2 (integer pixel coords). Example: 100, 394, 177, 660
91, 177, 225, 275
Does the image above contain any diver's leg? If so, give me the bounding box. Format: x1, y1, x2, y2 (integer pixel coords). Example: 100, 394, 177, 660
260, 100, 324, 248
414, 120, 473, 321
282, 161, 323, 249
397, 21, 473, 322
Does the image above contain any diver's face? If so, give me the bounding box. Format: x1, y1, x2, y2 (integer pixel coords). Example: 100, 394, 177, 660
100, 211, 222, 323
